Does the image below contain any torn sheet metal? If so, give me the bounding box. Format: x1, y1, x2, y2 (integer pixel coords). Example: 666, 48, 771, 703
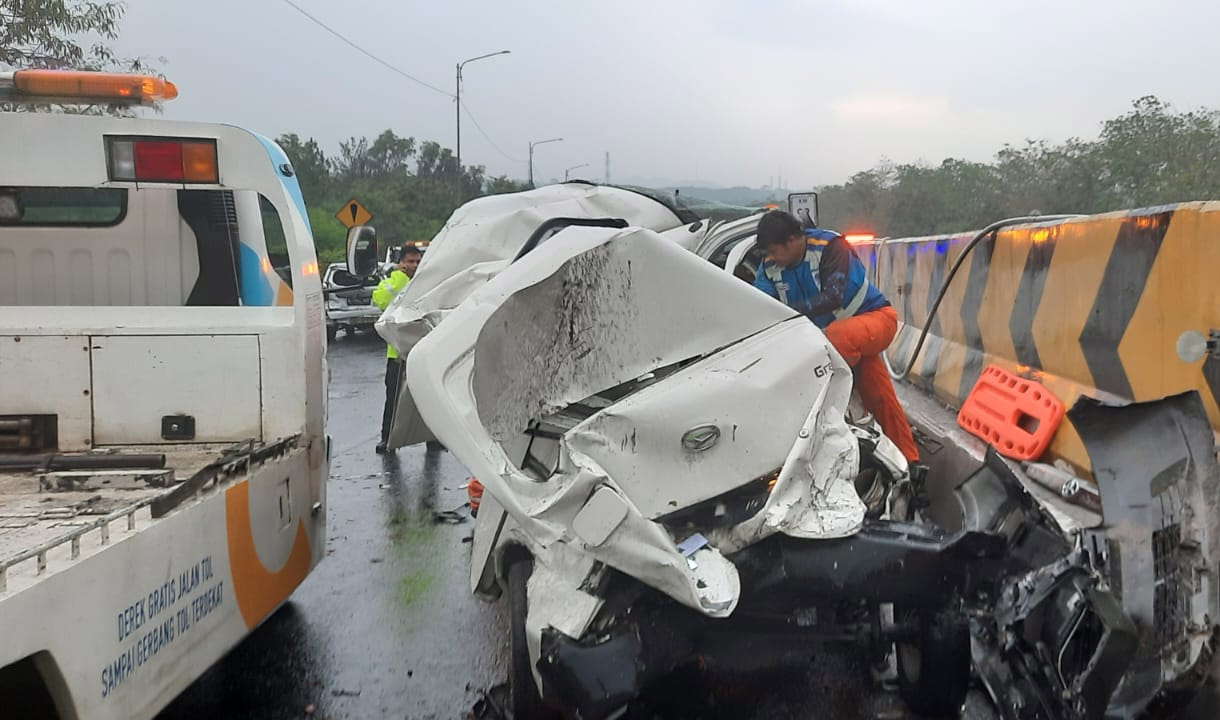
1070, 391, 1220, 715
524, 551, 605, 688
406, 224, 857, 616
377, 184, 685, 362
958, 392, 1220, 720
563, 320, 856, 524
466, 228, 794, 445
379, 185, 692, 447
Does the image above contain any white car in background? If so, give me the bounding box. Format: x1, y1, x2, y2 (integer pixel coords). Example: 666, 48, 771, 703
323, 262, 380, 342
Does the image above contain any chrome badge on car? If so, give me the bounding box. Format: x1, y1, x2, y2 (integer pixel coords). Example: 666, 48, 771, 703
681, 425, 721, 452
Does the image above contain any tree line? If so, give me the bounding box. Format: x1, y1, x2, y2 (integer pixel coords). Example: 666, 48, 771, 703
818, 96, 1220, 237
276, 131, 528, 263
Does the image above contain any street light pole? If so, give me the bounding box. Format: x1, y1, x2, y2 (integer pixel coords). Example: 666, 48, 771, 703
564, 163, 590, 181
455, 50, 510, 198
528, 137, 563, 188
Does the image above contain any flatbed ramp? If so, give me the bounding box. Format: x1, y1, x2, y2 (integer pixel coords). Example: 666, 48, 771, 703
0, 444, 249, 595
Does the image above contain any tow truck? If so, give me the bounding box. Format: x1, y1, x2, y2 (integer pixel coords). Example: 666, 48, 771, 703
0, 70, 328, 720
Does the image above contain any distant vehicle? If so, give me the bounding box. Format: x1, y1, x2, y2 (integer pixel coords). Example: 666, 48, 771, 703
323, 262, 379, 341
0, 69, 328, 720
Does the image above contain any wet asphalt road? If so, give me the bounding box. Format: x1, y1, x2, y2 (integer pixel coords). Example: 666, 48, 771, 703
161, 331, 509, 720
159, 332, 997, 720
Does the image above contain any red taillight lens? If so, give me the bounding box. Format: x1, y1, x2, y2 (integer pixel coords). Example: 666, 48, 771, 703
107, 137, 218, 183
133, 141, 184, 181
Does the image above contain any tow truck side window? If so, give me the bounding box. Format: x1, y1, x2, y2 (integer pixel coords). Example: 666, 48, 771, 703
260, 194, 293, 289
0, 187, 127, 226
0, 186, 291, 307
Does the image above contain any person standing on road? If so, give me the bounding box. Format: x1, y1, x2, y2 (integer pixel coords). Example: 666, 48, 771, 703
752, 210, 920, 463
373, 245, 422, 454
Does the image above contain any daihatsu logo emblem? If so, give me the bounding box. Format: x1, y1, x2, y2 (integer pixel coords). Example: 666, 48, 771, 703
682, 425, 720, 452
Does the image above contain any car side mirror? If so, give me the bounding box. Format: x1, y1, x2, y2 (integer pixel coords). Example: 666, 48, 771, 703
346, 225, 378, 278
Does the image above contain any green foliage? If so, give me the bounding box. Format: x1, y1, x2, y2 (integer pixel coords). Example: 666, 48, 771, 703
0, 0, 124, 68
0, 0, 163, 115
276, 130, 529, 261
819, 96, 1220, 236
308, 207, 348, 264
277, 134, 329, 201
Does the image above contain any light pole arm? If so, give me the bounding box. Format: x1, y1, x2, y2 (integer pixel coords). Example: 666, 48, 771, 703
459, 50, 511, 72
455, 50, 510, 198
527, 137, 563, 189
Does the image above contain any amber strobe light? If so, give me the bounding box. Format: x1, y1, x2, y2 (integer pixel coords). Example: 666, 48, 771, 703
7, 70, 178, 104
107, 138, 219, 183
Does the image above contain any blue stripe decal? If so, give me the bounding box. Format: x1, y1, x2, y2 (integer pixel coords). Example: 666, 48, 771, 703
251, 131, 313, 236
239, 243, 274, 306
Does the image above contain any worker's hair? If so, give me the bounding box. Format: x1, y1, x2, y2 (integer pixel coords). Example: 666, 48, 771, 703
756, 209, 803, 247
401, 245, 422, 256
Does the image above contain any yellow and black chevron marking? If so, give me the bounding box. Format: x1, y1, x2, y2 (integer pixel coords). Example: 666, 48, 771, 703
861, 202, 1220, 479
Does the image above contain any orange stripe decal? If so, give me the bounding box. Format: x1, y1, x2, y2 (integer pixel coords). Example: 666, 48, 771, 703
275, 282, 294, 307
225, 481, 312, 629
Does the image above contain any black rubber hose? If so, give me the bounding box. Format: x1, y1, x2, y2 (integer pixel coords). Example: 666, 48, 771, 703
881, 214, 1082, 380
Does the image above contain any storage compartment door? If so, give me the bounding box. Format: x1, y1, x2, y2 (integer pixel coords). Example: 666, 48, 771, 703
91, 335, 262, 444
0, 335, 93, 450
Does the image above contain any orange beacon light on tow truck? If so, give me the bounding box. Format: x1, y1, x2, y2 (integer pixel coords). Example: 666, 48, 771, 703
0, 69, 178, 105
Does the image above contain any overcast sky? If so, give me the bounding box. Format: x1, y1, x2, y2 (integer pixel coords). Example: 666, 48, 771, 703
111, 0, 1220, 188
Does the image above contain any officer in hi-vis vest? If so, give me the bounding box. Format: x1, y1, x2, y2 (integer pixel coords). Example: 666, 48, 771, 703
372, 245, 421, 454
753, 210, 919, 463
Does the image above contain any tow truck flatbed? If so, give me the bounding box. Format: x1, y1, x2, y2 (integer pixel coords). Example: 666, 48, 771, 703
0, 441, 292, 596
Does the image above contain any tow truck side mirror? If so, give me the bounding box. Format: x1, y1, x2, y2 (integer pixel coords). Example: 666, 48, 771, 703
346, 225, 378, 278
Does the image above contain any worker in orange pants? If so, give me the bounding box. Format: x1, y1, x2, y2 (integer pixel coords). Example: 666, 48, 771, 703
753, 210, 919, 462
822, 305, 919, 461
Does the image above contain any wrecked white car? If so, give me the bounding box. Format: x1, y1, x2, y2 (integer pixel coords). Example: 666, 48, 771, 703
377, 183, 710, 447
387, 186, 990, 719
381, 184, 1220, 720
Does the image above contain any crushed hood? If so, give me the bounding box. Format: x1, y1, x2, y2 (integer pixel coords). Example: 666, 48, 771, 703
405, 224, 863, 616
377, 184, 685, 361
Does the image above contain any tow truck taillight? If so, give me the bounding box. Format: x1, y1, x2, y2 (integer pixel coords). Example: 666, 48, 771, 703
106, 138, 219, 183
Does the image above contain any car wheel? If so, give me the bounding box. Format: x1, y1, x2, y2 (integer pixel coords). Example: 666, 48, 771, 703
508, 558, 553, 719
896, 607, 971, 717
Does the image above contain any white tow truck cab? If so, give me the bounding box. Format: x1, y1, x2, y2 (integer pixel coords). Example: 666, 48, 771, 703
0, 70, 327, 720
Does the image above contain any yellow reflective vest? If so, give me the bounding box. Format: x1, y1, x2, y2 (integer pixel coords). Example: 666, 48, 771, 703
372, 269, 410, 359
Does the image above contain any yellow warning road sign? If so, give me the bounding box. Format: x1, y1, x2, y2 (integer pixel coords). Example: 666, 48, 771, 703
336, 198, 373, 228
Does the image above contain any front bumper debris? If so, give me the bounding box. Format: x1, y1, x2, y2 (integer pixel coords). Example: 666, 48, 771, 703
536, 520, 1007, 720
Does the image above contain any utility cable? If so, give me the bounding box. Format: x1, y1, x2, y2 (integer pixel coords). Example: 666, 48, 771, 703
881, 214, 1083, 381
461, 100, 524, 164
278, 0, 453, 98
